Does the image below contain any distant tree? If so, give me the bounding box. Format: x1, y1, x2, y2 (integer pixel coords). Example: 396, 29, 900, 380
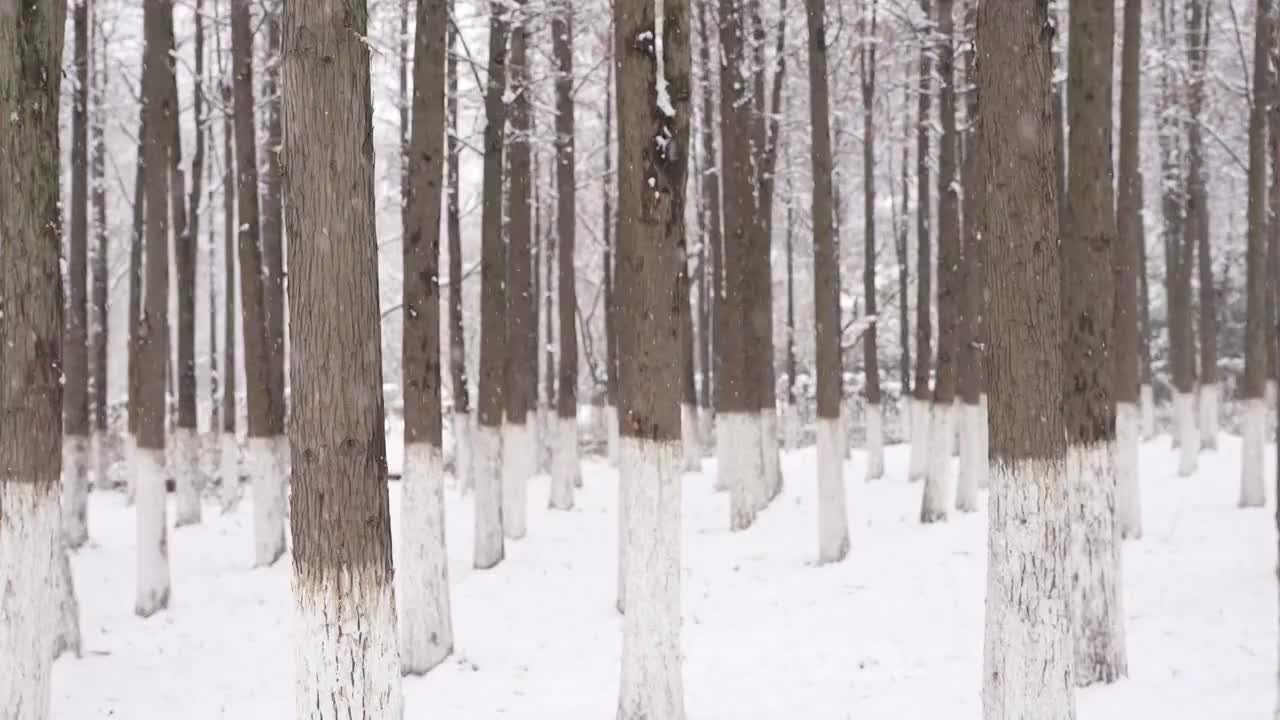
860, 0, 885, 481
908, 0, 934, 485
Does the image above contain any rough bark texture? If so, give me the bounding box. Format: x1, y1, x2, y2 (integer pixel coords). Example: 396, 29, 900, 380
66, 0, 90, 441
92, 22, 109, 439
263, 5, 287, 436
554, 1, 577, 425
128, 101, 146, 440
896, 94, 912, 396
506, 10, 533, 430
933, 0, 960, 409
1186, 0, 1214, 393
958, 0, 982, 409
447, 14, 469, 418
182, 0, 208, 436
1243, 0, 1270, 403
913, 0, 933, 403
477, 0, 510, 432
1113, 0, 1141, 407
222, 82, 237, 434
280, 0, 403, 712
861, 3, 880, 409
696, 0, 722, 412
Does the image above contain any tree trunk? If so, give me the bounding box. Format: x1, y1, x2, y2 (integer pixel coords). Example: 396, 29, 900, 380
230, 0, 284, 566
1113, 0, 1143, 539
612, 0, 691, 709
398, 0, 454, 675
603, 47, 621, 469
220, 79, 240, 513
977, 0, 1075, 712
137, 0, 176, 617
784, 187, 798, 449
696, 0, 721, 432
0, 0, 72, 708
895, 85, 912, 399
446, 10, 471, 491
1185, 0, 1216, 451
64, 0, 92, 549
860, 0, 883, 481
909, 1, 934, 484
263, 4, 287, 445
128, 102, 147, 454
922, 0, 960, 522
1136, 169, 1155, 439
806, 0, 850, 564
1064, 0, 1126, 684
474, 0, 511, 569
1241, 0, 1271, 508
281, 1, 403, 711
91, 18, 111, 496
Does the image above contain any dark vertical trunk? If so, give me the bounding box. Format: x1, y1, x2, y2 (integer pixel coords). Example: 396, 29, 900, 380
553, 0, 578, 423
1186, 0, 1214, 390
1137, 170, 1153, 387
160, 8, 194, 433
128, 102, 146, 439
932, 0, 960, 408
544, 193, 557, 412
140, 0, 173, 454
895, 87, 912, 396
532, 156, 543, 413
221, 82, 237, 435
1114, 0, 1142, 407
506, 11, 533, 429
860, 0, 880, 411
447, 10, 469, 417
785, 194, 796, 406
912, 0, 933, 402
66, 0, 91, 441
263, 6, 287, 435
603, 48, 618, 409
1244, 0, 1271, 404
181, 0, 207, 436
696, 0, 722, 412
958, 1, 981, 408
92, 21, 109, 439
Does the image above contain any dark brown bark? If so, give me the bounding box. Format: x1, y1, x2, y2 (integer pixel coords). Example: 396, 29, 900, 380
614, 0, 692, 441
447, 10, 469, 416
1063, 0, 1116, 445
1137, 170, 1152, 387
66, 0, 91, 439
895, 86, 912, 396
861, 0, 881, 407
1244, 0, 1271, 401
230, 0, 274, 439
477, 0, 511, 430
543, 185, 556, 410
913, 0, 933, 402
979, 0, 1065, 464
263, 5, 286, 435
222, 82, 237, 434
958, 0, 982, 406
785, 194, 796, 405
92, 19, 109, 435
139, 0, 173, 452
506, 11, 533, 427
1187, 0, 1215, 387
160, 3, 193, 431
281, 0, 394, 587
603, 46, 618, 407
806, 0, 839, 421
696, 0, 721, 411
178, 0, 207, 433
554, 0, 578, 420
933, 0, 960, 407
1113, 0, 1142, 406
128, 101, 146, 438
404, 0, 448, 449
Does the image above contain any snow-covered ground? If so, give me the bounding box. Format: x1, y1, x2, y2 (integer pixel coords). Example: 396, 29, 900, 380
53, 434, 1275, 718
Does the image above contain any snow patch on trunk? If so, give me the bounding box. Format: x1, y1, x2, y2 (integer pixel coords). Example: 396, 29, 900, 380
606, 405, 620, 466
816, 416, 850, 564
1198, 382, 1218, 451
293, 567, 403, 718
1115, 402, 1142, 540
0, 481, 60, 717
719, 412, 763, 530
761, 409, 782, 502
1068, 441, 1127, 685
955, 402, 983, 512
680, 403, 701, 472
983, 457, 1076, 718
1240, 398, 1266, 508
63, 433, 90, 548
397, 443, 454, 675
865, 403, 885, 480
173, 427, 204, 527
472, 424, 505, 569
920, 402, 954, 523
907, 398, 931, 482
1174, 392, 1198, 477
453, 412, 472, 493
616, 437, 685, 720
501, 421, 531, 539
220, 433, 240, 513
248, 436, 286, 567
549, 415, 579, 509
1139, 384, 1155, 441
132, 443, 171, 617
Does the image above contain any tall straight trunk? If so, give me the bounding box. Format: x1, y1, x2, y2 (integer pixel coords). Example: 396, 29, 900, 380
603, 40, 619, 468
64, 0, 92, 548
550, 0, 580, 507
503, 8, 533, 540
220, 78, 239, 511
956, 0, 985, 512
0, 0, 70, 709
912, 0, 933, 404
163, 8, 194, 442
1240, 0, 1271, 508
805, 0, 849, 563
447, 7, 468, 420
263, 4, 287, 437
1138, 169, 1153, 398
1114, 0, 1143, 539
1064, 0, 1125, 684
860, 0, 883, 481
785, 192, 796, 414
230, 0, 284, 566
895, 87, 912, 397
137, 0, 176, 617
474, 0, 511, 569
92, 17, 110, 487
696, 0, 722, 416
922, 0, 959, 521
281, 1, 403, 710
977, 0, 1076, 712
128, 102, 146, 444
1185, 0, 1216, 450
612, 0, 692, 708
399, 0, 454, 674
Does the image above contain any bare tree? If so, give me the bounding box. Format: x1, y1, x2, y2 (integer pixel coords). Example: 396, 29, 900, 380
1186, 0, 1216, 450
219, 77, 240, 512
127, 101, 146, 505
860, 0, 884, 481
92, 13, 111, 496
696, 0, 721, 447
262, 2, 288, 462
908, 0, 934, 484
447, 7, 472, 493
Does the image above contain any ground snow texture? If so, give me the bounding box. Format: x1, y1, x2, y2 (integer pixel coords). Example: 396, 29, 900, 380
52, 435, 1274, 719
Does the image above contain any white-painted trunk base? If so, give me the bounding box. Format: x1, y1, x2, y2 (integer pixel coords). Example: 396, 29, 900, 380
293, 568, 403, 719
273, 435, 291, 524
782, 402, 801, 450
124, 433, 137, 505
1240, 399, 1267, 508
472, 424, 504, 569
62, 433, 90, 549
1199, 382, 1219, 451
453, 412, 472, 493
718, 413, 764, 530
53, 542, 81, 659
977, 395, 990, 489
616, 438, 685, 720
1268, 381, 1278, 440
548, 416, 578, 510
816, 417, 850, 564
617, 462, 628, 615
500, 421, 531, 540
248, 437, 286, 567
606, 406, 620, 466
0, 482, 60, 718
983, 458, 1076, 719
132, 444, 171, 617
1068, 441, 1127, 685
397, 443, 453, 675
1116, 402, 1142, 540
1174, 392, 1198, 476
172, 427, 203, 527
220, 433, 240, 513
955, 402, 983, 512
865, 403, 885, 481
91, 430, 111, 491
952, 398, 963, 457
533, 407, 546, 474
907, 398, 931, 482
1139, 384, 1155, 441
680, 403, 701, 472
698, 410, 715, 457
761, 409, 782, 502
920, 402, 954, 523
